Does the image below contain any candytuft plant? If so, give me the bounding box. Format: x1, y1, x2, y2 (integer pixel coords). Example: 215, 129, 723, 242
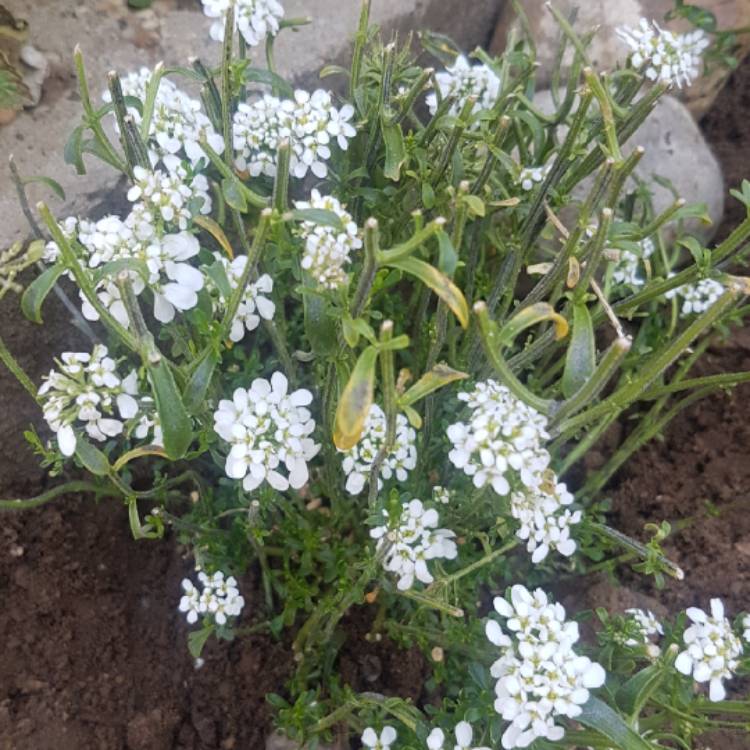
2, 1, 750, 747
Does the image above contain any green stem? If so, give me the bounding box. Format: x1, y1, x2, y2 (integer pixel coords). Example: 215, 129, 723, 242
0, 332, 38, 401
351, 218, 379, 317
0, 480, 119, 511
220, 3, 235, 167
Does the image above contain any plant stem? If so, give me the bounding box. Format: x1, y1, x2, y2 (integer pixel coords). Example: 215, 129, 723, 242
0, 332, 39, 401
0, 480, 119, 511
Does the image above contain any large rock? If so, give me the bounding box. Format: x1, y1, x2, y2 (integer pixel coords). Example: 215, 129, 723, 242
490, 0, 750, 119
534, 90, 724, 241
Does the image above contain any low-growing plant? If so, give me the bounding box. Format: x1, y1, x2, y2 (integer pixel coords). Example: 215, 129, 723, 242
2, 1, 750, 748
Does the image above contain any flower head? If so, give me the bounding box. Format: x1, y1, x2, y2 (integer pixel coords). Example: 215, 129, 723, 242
517, 163, 551, 192
213, 372, 320, 492
447, 380, 550, 496
486, 585, 606, 749
233, 89, 355, 179
675, 598, 744, 702
293, 190, 362, 289
611, 237, 655, 287
426, 55, 501, 123
179, 569, 245, 626
340, 404, 417, 496
616, 18, 709, 88
624, 608, 664, 648
665, 277, 725, 316
201, 0, 284, 47
370, 499, 457, 590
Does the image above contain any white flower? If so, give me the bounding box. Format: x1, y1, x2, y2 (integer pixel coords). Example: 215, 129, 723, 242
743, 614, 750, 643
179, 569, 245, 627
340, 404, 417, 496
611, 237, 655, 287
293, 189, 362, 289
361, 726, 397, 750
447, 380, 550, 496
426, 728, 445, 750
665, 277, 725, 316
201, 0, 284, 47
370, 499, 457, 591
624, 608, 664, 648
510, 475, 581, 563
616, 18, 709, 88
675, 598, 744, 702
211, 254, 276, 342
128, 161, 211, 231
233, 89, 355, 180
433, 485, 451, 504
486, 585, 606, 749
517, 163, 551, 192
213, 372, 320, 492
37, 345, 140, 456
106, 66, 224, 166
426, 55, 501, 123
453, 722, 491, 750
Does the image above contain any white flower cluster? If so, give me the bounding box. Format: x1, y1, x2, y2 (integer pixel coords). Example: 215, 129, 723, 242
675, 598, 745, 702
179, 570, 245, 626
128, 160, 212, 231
427, 721, 490, 750
370, 498, 457, 591
433, 485, 451, 504
616, 18, 710, 88
517, 163, 552, 192
233, 89, 356, 179
665, 277, 725, 316
447, 380, 550, 495
211, 254, 275, 342
448, 382, 582, 563
361, 726, 397, 750
426, 54, 501, 121
38, 345, 140, 456
107, 66, 224, 167
510, 475, 581, 563
611, 237, 655, 287
340, 404, 417, 496
624, 607, 664, 651
293, 190, 362, 289
213, 372, 319, 492
201, 0, 284, 47
486, 585, 606, 749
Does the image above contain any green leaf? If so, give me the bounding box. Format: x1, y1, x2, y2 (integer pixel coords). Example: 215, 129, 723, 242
437, 230, 457, 276
562, 302, 595, 398
385, 256, 469, 328
222, 176, 248, 212
91, 258, 150, 285
23, 175, 65, 201
240, 66, 294, 99
577, 696, 655, 750
205, 260, 232, 300
399, 364, 468, 407
288, 208, 344, 231
381, 116, 406, 182
463, 194, 486, 217
74, 438, 111, 477
333, 346, 378, 450
303, 278, 338, 356
188, 624, 214, 658
64, 125, 86, 175
615, 663, 665, 719
183, 351, 219, 413
422, 182, 435, 210
147, 356, 193, 460
496, 302, 569, 348
21, 264, 65, 324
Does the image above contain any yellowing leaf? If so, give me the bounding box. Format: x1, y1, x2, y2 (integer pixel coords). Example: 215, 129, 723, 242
333, 346, 378, 451
194, 215, 234, 259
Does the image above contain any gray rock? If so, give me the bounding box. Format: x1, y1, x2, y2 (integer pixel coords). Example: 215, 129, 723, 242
533, 90, 724, 242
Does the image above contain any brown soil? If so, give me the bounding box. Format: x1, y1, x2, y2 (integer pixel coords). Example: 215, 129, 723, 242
3, 39, 750, 750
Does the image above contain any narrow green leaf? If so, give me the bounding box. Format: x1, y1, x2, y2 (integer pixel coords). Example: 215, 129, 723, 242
23, 176, 66, 201
74, 438, 111, 477
561, 302, 595, 398
615, 663, 665, 718
303, 278, 337, 356
577, 696, 655, 750
183, 351, 219, 413
91, 258, 150, 285
496, 302, 569, 348
64, 125, 86, 175
386, 256, 469, 328
205, 260, 232, 301
437, 230, 457, 276
381, 116, 406, 182
188, 624, 214, 658
333, 346, 378, 450
21, 264, 65, 324
222, 176, 248, 212
399, 364, 468, 407
288, 208, 344, 231
147, 357, 193, 460
240, 67, 294, 98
